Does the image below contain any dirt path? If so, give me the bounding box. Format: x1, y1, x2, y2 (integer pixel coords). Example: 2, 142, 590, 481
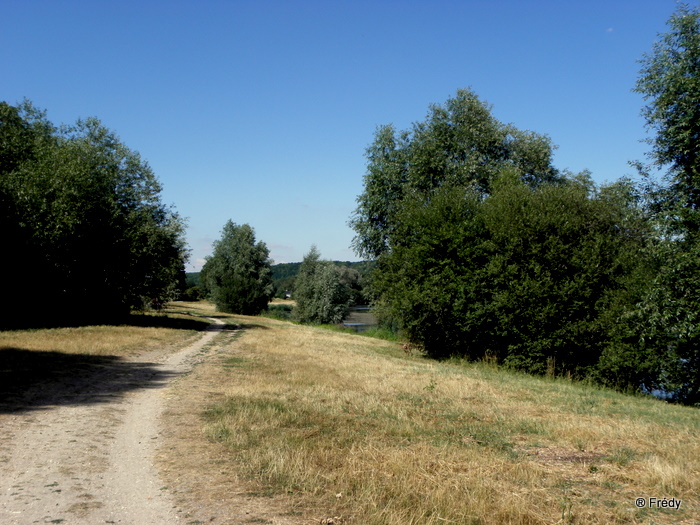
0, 318, 225, 525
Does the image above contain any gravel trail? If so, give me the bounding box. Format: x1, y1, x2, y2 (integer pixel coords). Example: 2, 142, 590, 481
0, 318, 224, 524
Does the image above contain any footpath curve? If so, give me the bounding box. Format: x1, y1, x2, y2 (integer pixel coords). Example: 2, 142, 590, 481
0, 317, 224, 525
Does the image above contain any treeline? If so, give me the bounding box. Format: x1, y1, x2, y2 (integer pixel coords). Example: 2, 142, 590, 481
189, 216, 374, 324
195, 222, 367, 322
0, 101, 187, 328
185, 259, 374, 301
291, 246, 369, 323
271, 259, 374, 299
350, 6, 700, 404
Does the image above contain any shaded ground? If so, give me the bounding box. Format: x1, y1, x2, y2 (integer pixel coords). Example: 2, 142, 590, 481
0, 347, 178, 414
0, 319, 225, 524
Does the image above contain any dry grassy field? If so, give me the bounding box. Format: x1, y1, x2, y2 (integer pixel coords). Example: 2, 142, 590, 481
0, 308, 210, 357
161, 301, 699, 525
0, 308, 211, 413
1, 301, 697, 523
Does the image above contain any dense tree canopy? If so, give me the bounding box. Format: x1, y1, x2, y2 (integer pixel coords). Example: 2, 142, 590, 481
372, 173, 654, 378
201, 221, 273, 315
1, 101, 187, 326
350, 88, 562, 259
350, 87, 695, 399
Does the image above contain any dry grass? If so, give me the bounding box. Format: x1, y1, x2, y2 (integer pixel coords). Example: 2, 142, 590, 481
270, 298, 297, 306
0, 305, 211, 414
160, 301, 700, 525
0, 305, 209, 357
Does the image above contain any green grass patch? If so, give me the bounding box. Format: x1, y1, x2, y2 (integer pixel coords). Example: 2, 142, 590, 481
221, 356, 249, 369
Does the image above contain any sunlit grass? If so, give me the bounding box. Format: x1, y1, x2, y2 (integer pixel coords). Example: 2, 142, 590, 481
192, 312, 699, 524
0, 306, 210, 357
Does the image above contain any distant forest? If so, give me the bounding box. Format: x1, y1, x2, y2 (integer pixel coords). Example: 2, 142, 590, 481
186, 260, 375, 298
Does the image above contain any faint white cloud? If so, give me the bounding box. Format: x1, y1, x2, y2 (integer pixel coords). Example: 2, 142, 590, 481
268, 243, 295, 265
186, 235, 215, 272
188, 257, 207, 272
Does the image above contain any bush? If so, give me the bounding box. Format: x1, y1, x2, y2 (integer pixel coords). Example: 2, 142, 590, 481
293, 246, 350, 324
263, 303, 294, 321
180, 286, 205, 302
373, 174, 653, 379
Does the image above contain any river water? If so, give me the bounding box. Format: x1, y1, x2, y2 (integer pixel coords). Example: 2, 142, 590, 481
342, 306, 377, 332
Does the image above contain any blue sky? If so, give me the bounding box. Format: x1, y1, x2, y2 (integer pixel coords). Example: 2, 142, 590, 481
1, 0, 685, 270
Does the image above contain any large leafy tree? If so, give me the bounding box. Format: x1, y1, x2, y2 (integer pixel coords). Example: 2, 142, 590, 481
201, 221, 273, 315
350, 88, 561, 259
293, 246, 350, 324
353, 89, 662, 390
1, 102, 51, 322
627, 4, 700, 404
1, 101, 187, 326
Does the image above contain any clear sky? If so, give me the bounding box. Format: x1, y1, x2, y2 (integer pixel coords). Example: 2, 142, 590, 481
1, 0, 686, 270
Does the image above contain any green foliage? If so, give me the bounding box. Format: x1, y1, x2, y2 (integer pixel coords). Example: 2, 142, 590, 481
180, 286, 205, 302
194, 260, 375, 301
337, 264, 364, 305
269, 260, 375, 300
635, 3, 700, 233
0, 100, 187, 326
350, 88, 561, 259
271, 263, 299, 298
293, 246, 351, 324
372, 174, 653, 379
346, 13, 700, 402
270, 262, 302, 282
185, 272, 201, 288
201, 221, 273, 315
647, 243, 700, 404
262, 303, 294, 321
602, 236, 700, 404
351, 86, 700, 399
618, 4, 700, 405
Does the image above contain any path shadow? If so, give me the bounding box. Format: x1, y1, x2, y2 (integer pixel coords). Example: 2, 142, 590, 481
125, 313, 211, 331
0, 347, 180, 414
0, 312, 211, 332
203, 316, 270, 331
